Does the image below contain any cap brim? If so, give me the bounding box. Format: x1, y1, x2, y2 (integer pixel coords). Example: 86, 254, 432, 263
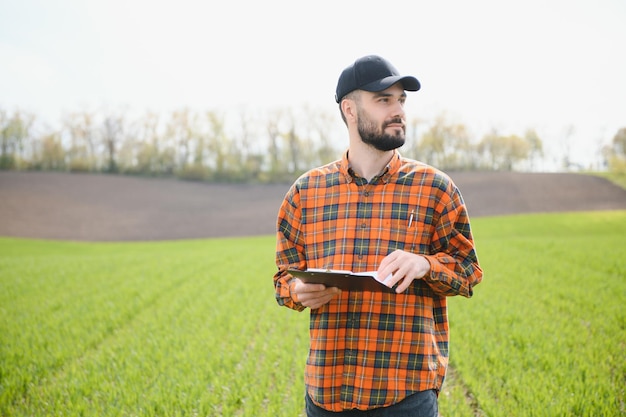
361, 75, 421, 93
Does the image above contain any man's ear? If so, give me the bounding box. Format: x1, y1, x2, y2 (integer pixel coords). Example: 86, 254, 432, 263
341, 98, 357, 123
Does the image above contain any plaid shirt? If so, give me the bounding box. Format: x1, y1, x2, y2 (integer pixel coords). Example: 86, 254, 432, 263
274, 151, 482, 412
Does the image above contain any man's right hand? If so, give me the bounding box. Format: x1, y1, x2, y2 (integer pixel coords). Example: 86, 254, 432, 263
292, 278, 341, 309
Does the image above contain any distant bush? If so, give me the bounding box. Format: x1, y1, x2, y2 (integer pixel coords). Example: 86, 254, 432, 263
177, 164, 209, 181
608, 155, 626, 174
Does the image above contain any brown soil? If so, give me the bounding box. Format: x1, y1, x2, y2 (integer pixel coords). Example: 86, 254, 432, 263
1, 171, 625, 241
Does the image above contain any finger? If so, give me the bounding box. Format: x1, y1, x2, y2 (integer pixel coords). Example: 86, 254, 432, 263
293, 280, 327, 294
300, 287, 341, 309
383, 261, 417, 289
306, 294, 334, 310
377, 263, 396, 284
381, 261, 408, 287
382, 271, 404, 288
394, 277, 413, 293
378, 250, 406, 281
378, 250, 400, 270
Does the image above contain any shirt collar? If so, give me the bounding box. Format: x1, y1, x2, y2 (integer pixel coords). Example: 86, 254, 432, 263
340, 150, 401, 184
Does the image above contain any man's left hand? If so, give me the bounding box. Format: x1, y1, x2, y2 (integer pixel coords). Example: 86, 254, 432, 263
377, 250, 430, 293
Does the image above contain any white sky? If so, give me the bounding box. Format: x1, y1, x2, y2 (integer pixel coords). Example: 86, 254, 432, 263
1, 0, 625, 169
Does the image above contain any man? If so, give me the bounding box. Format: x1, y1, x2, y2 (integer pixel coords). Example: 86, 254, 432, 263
273, 55, 483, 416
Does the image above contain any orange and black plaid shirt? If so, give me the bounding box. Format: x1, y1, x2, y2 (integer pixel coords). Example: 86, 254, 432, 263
274, 151, 482, 412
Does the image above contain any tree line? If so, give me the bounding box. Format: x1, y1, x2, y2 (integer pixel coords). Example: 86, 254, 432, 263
1, 106, 624, 182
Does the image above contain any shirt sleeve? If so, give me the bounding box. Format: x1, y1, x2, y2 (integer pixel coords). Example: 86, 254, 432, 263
273, 182, 307, 311
422, 180, 483, 298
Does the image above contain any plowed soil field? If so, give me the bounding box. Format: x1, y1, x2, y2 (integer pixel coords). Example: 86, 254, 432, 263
1, 171, 625, 241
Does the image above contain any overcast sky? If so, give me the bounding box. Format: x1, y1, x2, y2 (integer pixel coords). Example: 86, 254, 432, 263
1, 0, 624, 169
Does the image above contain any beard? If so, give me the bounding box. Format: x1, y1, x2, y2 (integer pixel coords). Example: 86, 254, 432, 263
357, 109, 405, 152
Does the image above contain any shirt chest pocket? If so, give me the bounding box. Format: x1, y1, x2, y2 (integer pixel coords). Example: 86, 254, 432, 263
383, 217, 417, 253
383, 216, 434, 255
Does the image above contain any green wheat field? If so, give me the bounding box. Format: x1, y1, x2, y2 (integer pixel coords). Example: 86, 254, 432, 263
1, 211, 625, 416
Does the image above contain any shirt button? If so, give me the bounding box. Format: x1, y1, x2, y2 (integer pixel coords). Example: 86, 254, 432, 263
363, 191, 370, 197
361, 223, 367, 228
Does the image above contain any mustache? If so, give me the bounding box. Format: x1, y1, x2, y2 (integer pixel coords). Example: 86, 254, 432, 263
383, 118, 405, 129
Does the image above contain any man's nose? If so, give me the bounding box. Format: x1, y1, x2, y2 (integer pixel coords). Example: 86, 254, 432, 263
391, 101, 405, 118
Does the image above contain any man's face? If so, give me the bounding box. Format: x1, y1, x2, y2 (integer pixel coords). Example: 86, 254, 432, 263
355, 84, 407, 151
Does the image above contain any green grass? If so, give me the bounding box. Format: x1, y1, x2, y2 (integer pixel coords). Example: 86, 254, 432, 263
1, 210, 625, 416
446, 211, 626, 416
0, 237, 310, 416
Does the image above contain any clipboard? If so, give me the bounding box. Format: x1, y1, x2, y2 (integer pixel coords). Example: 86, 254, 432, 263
287, 268, 396, 293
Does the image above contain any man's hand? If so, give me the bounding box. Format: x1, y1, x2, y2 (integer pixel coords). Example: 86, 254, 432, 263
292, 278, 341, 309
377, 250, 431, 293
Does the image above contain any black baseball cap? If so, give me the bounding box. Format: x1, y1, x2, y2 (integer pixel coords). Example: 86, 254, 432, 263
335, 55, 421, 103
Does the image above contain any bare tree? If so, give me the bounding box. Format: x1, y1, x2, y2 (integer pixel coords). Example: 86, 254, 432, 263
217, 108, 271, 182
523, 129, 544, 171
404, 115, 425, 161
62, 111, 98, 172
38, 132, 66, 171
139, 112, 171, 175
205, 111, 229, 180
266, 109, 284, 180
612, 127, 626, 157
283, 110, 301, 175
478, 131, 530, 171
233, 108, 264, 181
0, 109, 35, 169
101, 113, 125, 173
418, 113, 474, 170
306, 107, 340, 167
608, 127, 626, 173
165, 109, 195, 171
560, 124, 575, 170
